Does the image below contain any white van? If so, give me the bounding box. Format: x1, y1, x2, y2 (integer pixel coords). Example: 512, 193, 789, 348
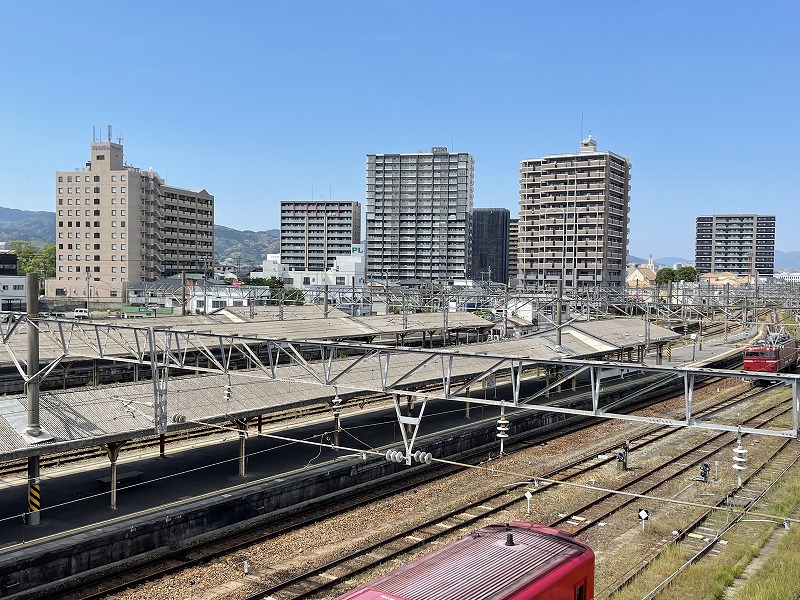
73, 308, 90, 320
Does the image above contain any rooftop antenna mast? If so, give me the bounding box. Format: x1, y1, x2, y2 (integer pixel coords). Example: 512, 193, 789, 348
107, 125, 112, 143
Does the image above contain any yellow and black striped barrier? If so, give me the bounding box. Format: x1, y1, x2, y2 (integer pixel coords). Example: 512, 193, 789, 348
28, 480, 41, 514
667, 345, 672, 361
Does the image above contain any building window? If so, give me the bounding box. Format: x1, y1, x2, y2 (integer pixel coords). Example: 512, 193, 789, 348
121, 175, 126, 181
120, 267, 126, 273
336, 277, 345, 285
58, 177, 63, 182
111, 176, 116, 182
111, 187, 116, 193
93, 176, 100, 182
93, 266, 100, 272
120, 187, 126, 193
96, 154, 105, 160
94, 199, 100, 204
94, 255, 100, 261
85, 187, 90, 193
111, 210, 116, 216
121, 221, 125, 227
94, 221, 100, 227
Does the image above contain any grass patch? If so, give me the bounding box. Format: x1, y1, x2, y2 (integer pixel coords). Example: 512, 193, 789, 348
608, 464, 800, 599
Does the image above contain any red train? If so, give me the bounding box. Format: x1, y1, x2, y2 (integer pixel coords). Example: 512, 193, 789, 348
335, 522, 594, 600
743, 333, 799, 374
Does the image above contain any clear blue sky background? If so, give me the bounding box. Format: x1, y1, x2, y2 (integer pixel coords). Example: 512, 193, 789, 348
0, 1, 797, 259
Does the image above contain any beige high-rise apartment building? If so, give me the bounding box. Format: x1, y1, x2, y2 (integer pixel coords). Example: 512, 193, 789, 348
54, 141, 213, 302
518, 136, 631, 289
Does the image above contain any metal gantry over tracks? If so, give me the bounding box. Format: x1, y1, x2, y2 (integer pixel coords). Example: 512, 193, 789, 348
2, 316, 799, 445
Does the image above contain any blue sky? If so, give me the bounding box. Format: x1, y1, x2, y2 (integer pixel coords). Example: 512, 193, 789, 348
0, 1, 797, 259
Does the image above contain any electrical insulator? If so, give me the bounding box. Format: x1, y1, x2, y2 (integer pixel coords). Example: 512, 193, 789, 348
413, 450, 433, 464
385, 449, 405, 463
732, 442, 748, 487
496, 416, 509, 439
224, 384, 232, 403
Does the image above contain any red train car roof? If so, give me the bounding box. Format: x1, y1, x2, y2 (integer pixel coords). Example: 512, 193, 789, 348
337, 523, 593, 600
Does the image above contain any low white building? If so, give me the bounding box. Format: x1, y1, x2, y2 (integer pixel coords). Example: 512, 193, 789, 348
774, 272, 800, 284
252, 249, 365, 290
0, 275, 27, 311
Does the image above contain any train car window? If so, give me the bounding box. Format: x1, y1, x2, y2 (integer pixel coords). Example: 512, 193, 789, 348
575, 581, 586, 600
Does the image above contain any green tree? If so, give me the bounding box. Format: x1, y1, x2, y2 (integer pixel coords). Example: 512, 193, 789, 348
7, 241, 56, 278
242, 276, 284, 288
655, 267, 676, 284
675, 266, 698, 282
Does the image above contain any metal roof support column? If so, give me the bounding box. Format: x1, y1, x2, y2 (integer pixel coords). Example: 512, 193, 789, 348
236, 419, 248, 477
26, 273, 42, 526
103, 441, 128, 510
590, 367, 601, 413
149, 327, 169, 435
684, 372, 695, 425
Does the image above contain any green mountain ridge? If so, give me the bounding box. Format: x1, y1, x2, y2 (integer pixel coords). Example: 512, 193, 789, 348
0, 206, 279, 268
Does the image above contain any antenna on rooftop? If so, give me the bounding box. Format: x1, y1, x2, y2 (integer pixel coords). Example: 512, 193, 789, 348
93, 125, 96, 142
107, 125, 112, 143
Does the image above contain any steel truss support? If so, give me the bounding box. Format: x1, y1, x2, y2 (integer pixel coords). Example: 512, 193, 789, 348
1, 318, 798, 441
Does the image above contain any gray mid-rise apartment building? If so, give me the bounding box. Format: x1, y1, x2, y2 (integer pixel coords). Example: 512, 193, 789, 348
695, 214, 776, 276
365, 147, 474, 283
54, 141, 213, 302
279, 200, 361, 271
518, 136, 631, 288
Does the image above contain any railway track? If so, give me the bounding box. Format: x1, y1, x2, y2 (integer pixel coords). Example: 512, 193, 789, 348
239, 389, 782, 600
49, 373, 746, 600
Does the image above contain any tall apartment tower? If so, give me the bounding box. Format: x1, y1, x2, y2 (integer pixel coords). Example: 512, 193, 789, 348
366, 147, 474, 283
471, 208, 510, 284
518, 136, 631, 289
55, 141, 214, 301
279, 200, 361, 271
695, 214, 775, 276
508, 218, 519, 284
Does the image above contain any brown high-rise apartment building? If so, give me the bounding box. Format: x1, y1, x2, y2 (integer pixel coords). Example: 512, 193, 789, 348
518, 136, 631, 289
55, 141, 213, 302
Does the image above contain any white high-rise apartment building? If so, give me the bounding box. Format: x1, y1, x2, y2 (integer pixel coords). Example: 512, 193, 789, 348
366, 147, 474, 283
279, 200, 361, 271
55, 141, 213, 302
518, 136, 631, 288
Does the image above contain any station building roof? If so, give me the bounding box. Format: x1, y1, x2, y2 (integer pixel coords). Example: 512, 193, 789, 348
0, 317, 680, 460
